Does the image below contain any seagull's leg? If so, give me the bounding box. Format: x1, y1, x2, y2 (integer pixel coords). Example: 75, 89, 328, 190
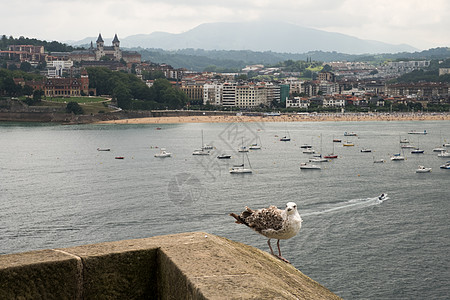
276, 239, 290, 264
267, 239, 275, 256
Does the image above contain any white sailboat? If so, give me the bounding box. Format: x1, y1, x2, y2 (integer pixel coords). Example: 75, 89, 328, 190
192, 130, 211, 155
300, 162, 321, 170
249, 135, 262, 150
230, 151, 253, 174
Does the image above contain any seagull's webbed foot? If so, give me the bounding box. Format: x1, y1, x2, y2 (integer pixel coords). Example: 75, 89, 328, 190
275, 255, 291, 264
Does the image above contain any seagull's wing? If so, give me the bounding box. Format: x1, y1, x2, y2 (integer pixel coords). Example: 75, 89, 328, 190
246, 206, 284, 233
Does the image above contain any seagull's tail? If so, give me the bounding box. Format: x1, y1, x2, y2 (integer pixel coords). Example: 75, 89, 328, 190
230, 206, 254, 226
230, 213, 245, 224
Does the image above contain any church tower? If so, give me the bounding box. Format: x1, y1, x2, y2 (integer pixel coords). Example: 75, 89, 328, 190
96, 33, 104, 60
112, 34, 122, 60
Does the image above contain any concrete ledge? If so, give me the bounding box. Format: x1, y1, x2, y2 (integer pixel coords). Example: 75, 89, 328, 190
0, 232, 341, 299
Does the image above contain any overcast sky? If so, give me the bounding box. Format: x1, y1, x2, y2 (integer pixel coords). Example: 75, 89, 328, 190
2, 0, 449, 50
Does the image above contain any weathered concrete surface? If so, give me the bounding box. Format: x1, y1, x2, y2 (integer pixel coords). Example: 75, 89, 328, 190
0, 249, 81, 299
0, 232, 341, 299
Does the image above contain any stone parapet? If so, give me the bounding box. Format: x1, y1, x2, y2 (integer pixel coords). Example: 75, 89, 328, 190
0, 232, 341, 299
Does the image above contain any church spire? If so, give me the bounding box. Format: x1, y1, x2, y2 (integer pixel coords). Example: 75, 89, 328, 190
96, 33, 104, 43
112, 34, 119, 44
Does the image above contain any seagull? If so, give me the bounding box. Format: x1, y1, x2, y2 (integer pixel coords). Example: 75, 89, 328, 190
230, 202, 302, 263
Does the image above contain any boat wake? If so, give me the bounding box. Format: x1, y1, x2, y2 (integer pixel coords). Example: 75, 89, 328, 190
302, 194, 389, 217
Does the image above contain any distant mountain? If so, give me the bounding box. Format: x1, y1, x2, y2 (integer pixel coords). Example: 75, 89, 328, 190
69, 21, 418, 55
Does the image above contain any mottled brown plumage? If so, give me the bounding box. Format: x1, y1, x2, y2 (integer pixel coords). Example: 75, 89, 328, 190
230, 202, 302, 263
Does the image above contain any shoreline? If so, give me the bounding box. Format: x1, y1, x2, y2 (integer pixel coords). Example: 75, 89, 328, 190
96, 112, 450, 125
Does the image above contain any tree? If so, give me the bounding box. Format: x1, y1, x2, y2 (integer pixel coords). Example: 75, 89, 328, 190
20, 62, 32, 72
66, 101, 84, 115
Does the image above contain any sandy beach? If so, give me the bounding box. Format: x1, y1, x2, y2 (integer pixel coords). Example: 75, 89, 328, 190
97, 112, 450, 125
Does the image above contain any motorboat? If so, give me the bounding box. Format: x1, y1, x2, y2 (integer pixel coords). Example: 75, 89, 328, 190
444, 143, 450, 147
115, 156, 124, 159
97, 148, 111, 151
390, 153, 405, 161
333, 139, 342, 143
192, 149, 210, 155
432, 147, 446, 152
439, 161, 450, 169
408, 130, 427, 135
344, 132, 357, 136
343, 141, 354, 147
378, 193, 388, 200
154, 148, 171, 157
324, 154, 338, 159
416, 165, 432, 173
300, 162, 321, 170
280, 136, 291, 142
411, 149, 424, 154
401, 144, 416, 149
360, 148, 372, 153
438, 150, 450, 157
373, 158, 385, 163
217, 154, 231, 159
300, 144, 312, 148
249, 143, 261, 150
400, 138, 409, 143
303, 148, 316, 154
203, 144, 214, 150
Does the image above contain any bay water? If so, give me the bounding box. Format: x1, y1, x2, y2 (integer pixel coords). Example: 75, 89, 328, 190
1, 120, 449, 299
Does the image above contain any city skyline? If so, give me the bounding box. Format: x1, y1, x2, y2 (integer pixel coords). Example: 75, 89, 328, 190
1, 0, 449, 51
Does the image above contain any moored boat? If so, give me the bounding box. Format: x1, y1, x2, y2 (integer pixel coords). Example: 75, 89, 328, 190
154, 148, 171, 157
416, 165, 432, 173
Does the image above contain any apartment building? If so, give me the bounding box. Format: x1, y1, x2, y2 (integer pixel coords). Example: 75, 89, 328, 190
235, 83, 268, 108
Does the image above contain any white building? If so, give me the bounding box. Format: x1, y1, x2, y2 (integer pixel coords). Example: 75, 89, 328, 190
46, 60, 73, 77
286, 97, 309, 108
323, 98, 345, 107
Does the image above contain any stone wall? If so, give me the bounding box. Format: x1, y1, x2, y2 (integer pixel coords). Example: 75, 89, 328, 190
0, 232, 341, 299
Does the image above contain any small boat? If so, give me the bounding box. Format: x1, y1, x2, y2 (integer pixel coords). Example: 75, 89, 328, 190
390, 153, 405, 161
433, 147, 446, 152
344, 132, 357, 136
444, 143, 450, 147
360, 148, 372, 153
438, 150, 450, 157
300, 162, 321, 170
229, 164, 253, 174
411, 149, 424, 154
193, 130, 211, 155
230, 152, 252, 174
400, 138, 409, 143
439, 161, 450, 169
309, 157, 328, 162
115, 156, 124, 159
343, 141, 354, 147
373, 158, 385, 163
97, 148, 111, 151
378, 193, 388, 200
401, 144, 416, 148
155, 127, 162, 130
280, 136, 291, 142
193, 149, 210, 156
303, 148, 316, 154
203, 144, 214, 150
249, 144, 261, 150
154, 148, 171, 157
333, 139, 342, 143
408, 130, 427, 135
238, 146, 249, 152
324, 154, 338, 159
416, 165, 432, 173
238, 137, 249, 152
300, 144, 312, 148
217, 154, 231, 159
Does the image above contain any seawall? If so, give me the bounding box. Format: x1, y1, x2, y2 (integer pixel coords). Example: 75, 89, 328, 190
0, 232, 340, 299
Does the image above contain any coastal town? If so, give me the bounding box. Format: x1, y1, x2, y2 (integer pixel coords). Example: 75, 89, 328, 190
0, 33, 449, 123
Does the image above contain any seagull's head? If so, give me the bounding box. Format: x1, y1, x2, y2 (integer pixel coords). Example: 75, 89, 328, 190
285, 202, 298, 214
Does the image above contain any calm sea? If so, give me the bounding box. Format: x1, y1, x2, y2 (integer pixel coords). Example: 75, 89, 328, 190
1, 120, 449, 299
